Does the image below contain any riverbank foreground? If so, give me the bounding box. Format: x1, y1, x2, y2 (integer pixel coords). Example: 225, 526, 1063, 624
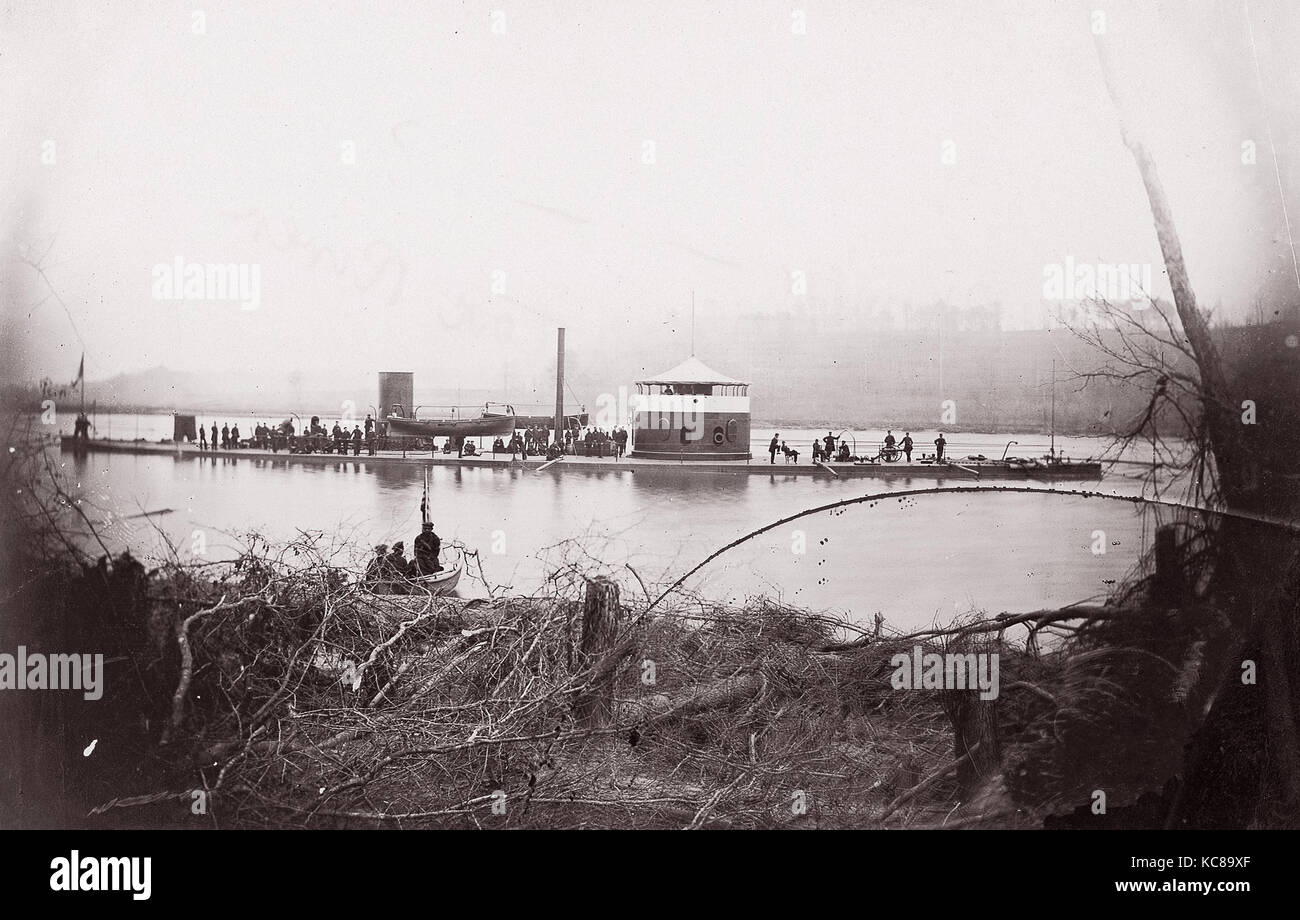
3, 526, 1250, 832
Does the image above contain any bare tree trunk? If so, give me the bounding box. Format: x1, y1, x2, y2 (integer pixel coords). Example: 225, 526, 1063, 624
1092, 27, 1300, 821
1091, 32, 1247, 504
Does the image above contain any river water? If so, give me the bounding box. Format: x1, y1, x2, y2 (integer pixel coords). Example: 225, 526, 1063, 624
43, 413, 1172, 632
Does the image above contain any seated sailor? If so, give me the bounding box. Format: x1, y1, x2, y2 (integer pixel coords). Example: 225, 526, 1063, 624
364, 544, 388, 582
387, 541, 410, 579
414, 522, 443, 575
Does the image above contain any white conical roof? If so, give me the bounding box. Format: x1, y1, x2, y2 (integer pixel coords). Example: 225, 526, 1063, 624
637, 355, 747, 385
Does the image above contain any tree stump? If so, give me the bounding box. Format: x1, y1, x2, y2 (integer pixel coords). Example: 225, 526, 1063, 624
575, 578, 623, 729
939, 638, 1003, 802
948, 691, 1001, 802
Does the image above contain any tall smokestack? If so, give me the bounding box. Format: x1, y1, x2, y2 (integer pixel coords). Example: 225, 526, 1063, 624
554, 328, 565, 445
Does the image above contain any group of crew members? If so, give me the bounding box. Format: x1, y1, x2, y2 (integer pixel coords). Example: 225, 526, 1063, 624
768, 431, 948, 464
192, 412, 643, 463
196, 417, 952, 466
363, 521, 443, 592
490, 426, 629, 460
197, 415, 379, 455
576, 427, 628, 458
436, 437, 479, 457
197, 422, 244, 451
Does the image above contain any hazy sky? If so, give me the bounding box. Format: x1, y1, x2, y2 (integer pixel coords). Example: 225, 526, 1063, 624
3, 0, 1297, 391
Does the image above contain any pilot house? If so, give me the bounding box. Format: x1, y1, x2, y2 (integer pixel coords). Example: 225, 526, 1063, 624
629, 356, 752, 461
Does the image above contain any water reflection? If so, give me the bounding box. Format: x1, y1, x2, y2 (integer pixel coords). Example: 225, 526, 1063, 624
48, 446, 1150, 631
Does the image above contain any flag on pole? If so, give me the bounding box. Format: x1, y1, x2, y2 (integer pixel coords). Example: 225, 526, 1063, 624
72, 354, 84, 389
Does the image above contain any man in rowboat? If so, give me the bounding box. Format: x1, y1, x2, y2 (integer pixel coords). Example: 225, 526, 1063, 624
386, 542, 411, 581
414, 522, 443, 576
364, 545, 388, 582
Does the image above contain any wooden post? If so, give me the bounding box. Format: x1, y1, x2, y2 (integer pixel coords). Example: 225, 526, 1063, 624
940, 638, 1002, 802
576, 577, 622, 729
948, 692, 1000, 801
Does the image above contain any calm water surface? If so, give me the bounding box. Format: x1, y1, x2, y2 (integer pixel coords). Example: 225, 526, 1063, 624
47, 415, 1173, 632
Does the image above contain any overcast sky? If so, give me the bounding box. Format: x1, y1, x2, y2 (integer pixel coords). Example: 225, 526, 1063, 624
3, 0, 1297, 390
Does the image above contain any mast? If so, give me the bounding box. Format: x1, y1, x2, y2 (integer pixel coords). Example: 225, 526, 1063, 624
1050, 359, 1056, 461
554, 327, 565, 445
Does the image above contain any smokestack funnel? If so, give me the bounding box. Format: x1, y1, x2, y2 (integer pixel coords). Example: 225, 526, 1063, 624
554, 328, 566, 445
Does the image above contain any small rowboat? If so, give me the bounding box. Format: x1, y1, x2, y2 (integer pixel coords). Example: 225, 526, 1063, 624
384, 412, 515, 438
368, 547, 464, 597
366, 467, 466, 597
